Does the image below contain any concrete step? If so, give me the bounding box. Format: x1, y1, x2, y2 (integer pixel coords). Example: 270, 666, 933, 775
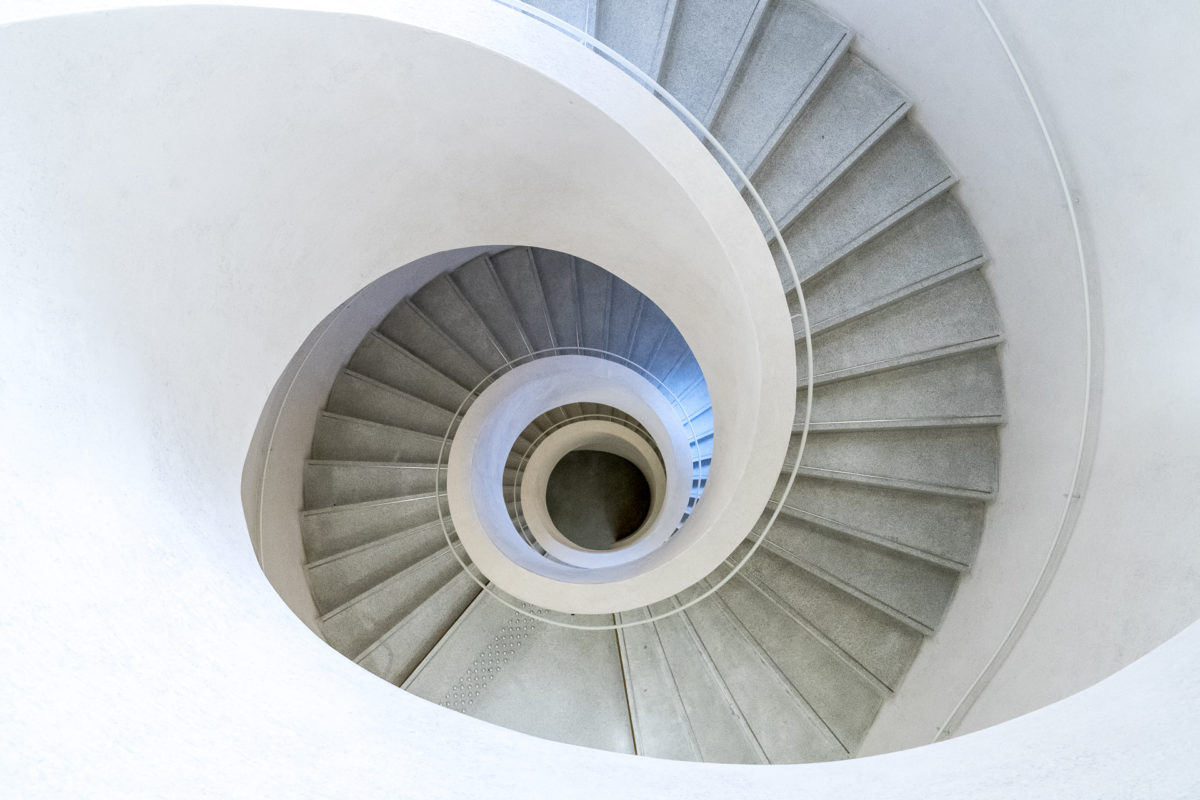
300, 492, 446, 562
303, 460, 443, 509
377, 301, 489, 390
713, 2, 849, 173
622, 604, 767, 763
725, 560, 892, 696
412, 274, 510, 371
773, 119, 956, 287
453, 255, 534, 361
658, 0, 763, 122
761, 512, 959, 633
326, 370, 458, 437
616, 606, 704, 761
321, 547, 464, 659
770, 473, 983, 568
785, 426, 999, 498
626, 301, 672, 368
736, 543, 921, 690
405, 593, 634, 753
606, 276, 643, 361
715, 570, 882, 752
797, 271, 1002, 383
804, 347, 1003, 427
805, 336, 1003, 388
645, 327, 690, 383
794, 193, 986, 330
348, 332, 473, 412
490, 247, 558, 353
311, 412, 446, 464
357, 570, 483, 684
307, 519, 448, 614
575, 259, 612, 352
665, 585, 848, 763
531, 248, 583, 350
594, 0, 675, 78
754, 55, 907, 235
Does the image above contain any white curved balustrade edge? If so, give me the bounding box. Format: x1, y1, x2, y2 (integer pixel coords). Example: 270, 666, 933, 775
449, 356, 700, 605
59, 0, 795, 637
518, 419, 669, 567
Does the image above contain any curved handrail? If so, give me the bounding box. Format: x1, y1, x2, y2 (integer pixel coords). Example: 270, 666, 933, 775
428, 1, 815, 630
433, 345, 714, 628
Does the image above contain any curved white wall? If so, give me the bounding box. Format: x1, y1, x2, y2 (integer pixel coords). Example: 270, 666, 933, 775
2, 0, 1199, 796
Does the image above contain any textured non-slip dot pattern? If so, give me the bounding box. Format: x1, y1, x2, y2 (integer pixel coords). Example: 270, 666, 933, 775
441, 609, 539, 713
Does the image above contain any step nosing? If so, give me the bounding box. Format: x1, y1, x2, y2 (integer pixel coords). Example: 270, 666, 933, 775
799, 415, 1005, 432
353, 566, 476, 666
781, 175, 958, 285
301, 491, 445, 517
319, 545, 454, 624
769, 503, 971, 571
795, 255, 988, 337
799, 335, 1004, 386
319, 411, 451, 439
700, 579, 852, 755
726, 563, 895, 696
744, 32, 852, 182
367, 330, 475, 393
770, 100, 912, 236
340, 369, 462, 414
760, 540, 935, 635
784, 465, 995, 500
305, 459, 444, 470
305, 519, 450, 569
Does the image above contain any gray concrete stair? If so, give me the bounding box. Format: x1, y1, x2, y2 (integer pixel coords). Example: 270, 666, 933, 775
303, 461, 443, 509
712, 1, 849, 173
297, 0, 1006, 767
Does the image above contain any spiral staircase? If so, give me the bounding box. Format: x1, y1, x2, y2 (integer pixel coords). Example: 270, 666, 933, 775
293, 0, 1004, 764
7, 0, 1200, 795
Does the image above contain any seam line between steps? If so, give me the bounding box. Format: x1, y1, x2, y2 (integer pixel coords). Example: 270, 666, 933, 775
760, 540, 935, 635
701, 577, 850, 755
729, 564, 894, 696
796, 255, 988, 339
767, 502, 970, 571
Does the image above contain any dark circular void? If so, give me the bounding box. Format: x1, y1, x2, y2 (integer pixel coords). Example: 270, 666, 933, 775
545, 450, 652, 551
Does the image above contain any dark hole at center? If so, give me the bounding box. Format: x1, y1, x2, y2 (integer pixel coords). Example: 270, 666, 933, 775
544, 449, 652, 551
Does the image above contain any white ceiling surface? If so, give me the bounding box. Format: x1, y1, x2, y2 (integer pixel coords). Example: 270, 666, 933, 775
1, 1, 1198, 798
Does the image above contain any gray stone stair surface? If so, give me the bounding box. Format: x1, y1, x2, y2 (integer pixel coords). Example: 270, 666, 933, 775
405, 594, 634, 753
295, 0, 1006, 767
711, 1, 849, 172
303, 461, 443, 508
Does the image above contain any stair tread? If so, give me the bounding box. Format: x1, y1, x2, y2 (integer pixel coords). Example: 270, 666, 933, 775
759, 539, 936, 635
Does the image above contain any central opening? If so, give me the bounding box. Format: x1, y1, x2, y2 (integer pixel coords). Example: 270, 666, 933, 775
545, 449, 652, 551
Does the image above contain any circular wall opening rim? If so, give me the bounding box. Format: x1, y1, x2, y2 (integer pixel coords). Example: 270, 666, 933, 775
520, 419, 667, 567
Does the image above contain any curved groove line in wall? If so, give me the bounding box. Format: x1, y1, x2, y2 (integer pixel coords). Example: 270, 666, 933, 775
935, 0, 1106, 741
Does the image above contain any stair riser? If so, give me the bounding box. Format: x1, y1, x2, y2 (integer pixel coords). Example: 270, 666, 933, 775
301, 495, 446, 562
303, 463, 444, 509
